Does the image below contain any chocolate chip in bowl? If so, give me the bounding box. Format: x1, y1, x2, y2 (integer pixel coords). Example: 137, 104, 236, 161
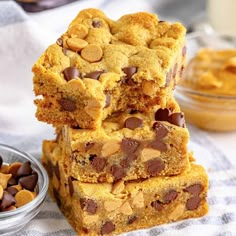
0, 144, 48, 236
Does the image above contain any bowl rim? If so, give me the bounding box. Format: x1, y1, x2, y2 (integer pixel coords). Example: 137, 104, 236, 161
0, 143, 49, 219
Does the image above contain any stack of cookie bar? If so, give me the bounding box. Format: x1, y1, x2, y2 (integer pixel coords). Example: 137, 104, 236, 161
33, 9, 208, 235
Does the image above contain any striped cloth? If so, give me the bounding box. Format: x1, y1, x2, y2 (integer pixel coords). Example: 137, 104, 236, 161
0, 1, 236, 235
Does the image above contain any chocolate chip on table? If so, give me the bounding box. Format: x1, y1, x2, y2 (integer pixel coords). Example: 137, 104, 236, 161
164, 190, 178, 204
151, 200, 163, 211
146, 158, 165, 177
124, 117, 143, 130
104, 94, 110, 108
184, 184, 203, 196
92, 20, 102, 28
121, 138, 140, 154
17, 161, 33, 177
85, 71, 104, 80
150, 140, 167, 152
153, 122, 169, 139
127, 215, 137, 224
168, 112, 185, 128
0, 155, 2, 168
80, 198, 97, 214
6, 186, 18, 196
186, 196, 201, 210
19, 174, 38, 191
155, 108, 171, 122
101, 221, 115, 235
59, 98, 76, 112
56, 38, 63, 47
91, 156, 107, 172
0, 191, 16, 209
110, 164, 126, 181
63, 67, 80, 81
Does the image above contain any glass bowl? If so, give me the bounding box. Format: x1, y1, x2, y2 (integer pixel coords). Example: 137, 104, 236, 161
0, 144, 49, 235
175, 32, 236, 131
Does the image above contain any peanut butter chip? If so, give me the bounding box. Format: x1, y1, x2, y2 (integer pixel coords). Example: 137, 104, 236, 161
67, 38, 88, 52
81, 44, 103, 62
68, 24, 88, 39
0, 173, 12, 189
15, 190, 35, 207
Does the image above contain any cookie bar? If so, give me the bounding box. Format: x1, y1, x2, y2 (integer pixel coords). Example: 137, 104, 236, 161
42, 144, 208, 235
33, 8, 186, 128
55, 108, 189, 183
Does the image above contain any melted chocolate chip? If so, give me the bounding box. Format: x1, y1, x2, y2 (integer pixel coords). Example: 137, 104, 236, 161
59, 98, 76, 112
127, 215, 137, 224
91, 156, 107, 172
80, 198, 97, 214
179, 65, 185, 78
146, 158, 165, 177
150, 140, 167, 152
0, 155, 2, 168
164, 190, 178, 204
104, 94, 110, 108
17, 161, 32, 177
101, 221, 115, 235
124, 117, 143, 130
226, 66, 236, 74
151, 200, 163, 211
153, 122, 169, 139
122, 67, 137, 80
56, 38, 63, 47
168, 112, 185, 127
53, 162, 60, 180
85, 71, 104, 80
184, 184, 203, 196
53, 188, 61, 207
110, 164, 126, 181
6, 186, 18, 196
19, 173, 38, 191
186, 196, 201, 210
68, 176, 75, 197
0, 191, 16, 209
158, 20, 165, 23
120, 154, 137, 168
63, 67, 80, 81
121, 138, 140, 154
92, 20, 102, 28
85, 142, 95, 151
155, 108, 171, 122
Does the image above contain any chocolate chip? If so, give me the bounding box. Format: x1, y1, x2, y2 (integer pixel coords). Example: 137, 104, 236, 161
173, 63, 178, 78
85, 71, 104, 80
80, 198, 97, 214
165, 69, 172, 86
153, 122, 169, 139
122, 67, 137, 80
158, 20, 165, 23
17, 161, 32, 177
225, 66, 236, 74
151, 200, 163, 211
53, 162, 60, 180
53, 188, 61, 207
104, 94, 110, 108
68, 176, 75, 197
0, 191, 16, 209
168, 112, 185, 127
179, 65, 185, 78
0, 155, 2, 168
92, 20, 102, 28
110, 164, 126, 181
63, 67, 80, 81
120, 154, 137, 168
19, 174, 38, 191
182, 46, 187, 56
124, 117, 143, 130
56, 38, 63, 47
6, 186, 18, 196
59, 98, 76, 112
184, 184, 203, 196
127, 215, 137, 224
85, 142, 95, 151
91, 156, 107, 172
125, 78, 136, 86
7, 176, 17, 186
101, 221, 115, 235
155, 108, 171, 122
164, 190, 178, 204
146, 158, 165, 176
150, 140, 167, 152
186, 196, 201, 210
121, 138, 140, 154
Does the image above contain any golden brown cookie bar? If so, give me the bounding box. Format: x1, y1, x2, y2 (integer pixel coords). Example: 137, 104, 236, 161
42, 147, 208, 235
33, 8, 186, 128
54, 108, 189, 183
